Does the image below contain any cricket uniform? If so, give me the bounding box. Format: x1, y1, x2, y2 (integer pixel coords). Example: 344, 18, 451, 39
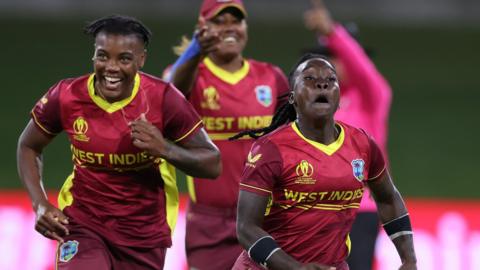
31, 72, 202, 269
232, 122, 386, 270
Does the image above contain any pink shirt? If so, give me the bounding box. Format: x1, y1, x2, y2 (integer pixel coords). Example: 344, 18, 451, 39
326, 25, 392, 211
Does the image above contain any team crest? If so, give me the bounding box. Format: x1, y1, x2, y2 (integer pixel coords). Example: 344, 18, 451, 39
73, 117, 90, 142
351, 159, 365, 181
255, 85, 272, 107
200, 86, 220, 110
59, 240, 79, 263
294, 160, 316, 184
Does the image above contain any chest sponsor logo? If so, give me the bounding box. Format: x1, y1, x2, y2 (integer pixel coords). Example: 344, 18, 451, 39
59, 240, 79, 262
294, 160, 316, 184
73, 117, 90, 142
246, 151, 262, 168
255, 85, 272, 107
201, 86, 220, 110
351, 159, 365, 181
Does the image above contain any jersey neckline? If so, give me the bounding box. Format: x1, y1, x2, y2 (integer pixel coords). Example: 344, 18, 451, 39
203, 57, 250, 85
291, 121, 345, 156
87, 73, 140, 113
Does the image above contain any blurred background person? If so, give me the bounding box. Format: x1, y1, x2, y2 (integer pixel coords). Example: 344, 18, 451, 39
166, 0, 289, 269
304, 1, 393, 269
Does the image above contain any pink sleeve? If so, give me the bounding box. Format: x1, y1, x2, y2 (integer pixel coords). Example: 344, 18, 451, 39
31, 81, 64, 136
326, 25, 392, 120
239, 138, 283, 197
326, 24, 392, 157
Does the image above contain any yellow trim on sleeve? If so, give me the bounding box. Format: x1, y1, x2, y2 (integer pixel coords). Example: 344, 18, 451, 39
87, 73, 140, 113
186, 175, 196, 203
58, 172, 75, 210
174, 120, 203, 142
31, 111, 58, 135
158, 160, 180, 235
208, 132, 251, 141
291, 122, 344, 156
239, 183, 272, 194
368, 166, 386, 181
346, 234, 352, 255
204, 57, 250, 85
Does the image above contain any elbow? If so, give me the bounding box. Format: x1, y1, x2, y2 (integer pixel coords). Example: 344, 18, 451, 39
203, 149, 222, 179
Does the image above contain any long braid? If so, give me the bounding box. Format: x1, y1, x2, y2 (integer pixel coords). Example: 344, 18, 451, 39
228, 101, 296, 140
229, 52, 329, 140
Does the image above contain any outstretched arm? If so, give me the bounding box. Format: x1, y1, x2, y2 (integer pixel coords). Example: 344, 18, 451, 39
170, 18, 221, 95
368, 171, 417, 269
17, 120, 70, 242
237, 190, 335, 270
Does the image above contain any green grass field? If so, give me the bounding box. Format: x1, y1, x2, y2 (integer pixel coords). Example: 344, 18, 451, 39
2, 17, 479, 198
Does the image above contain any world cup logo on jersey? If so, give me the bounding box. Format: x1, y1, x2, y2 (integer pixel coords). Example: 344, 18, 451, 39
294, 160, 316, 184
351, 159, 365, 181
73, 117, 90, 142
201, 86, 220, 110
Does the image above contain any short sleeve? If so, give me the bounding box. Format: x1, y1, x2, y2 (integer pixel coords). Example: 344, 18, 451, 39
239, 138, 283, 197
366, 135, 386, 181
162, 83, 203, 142
31, 81, 63, 136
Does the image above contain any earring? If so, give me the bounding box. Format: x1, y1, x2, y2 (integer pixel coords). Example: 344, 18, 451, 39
288, 93, 295, 104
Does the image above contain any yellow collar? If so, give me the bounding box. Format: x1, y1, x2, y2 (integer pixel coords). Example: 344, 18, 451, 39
291, 122, 345, 156
204, 57, 250, 85
87, 73, 140, 113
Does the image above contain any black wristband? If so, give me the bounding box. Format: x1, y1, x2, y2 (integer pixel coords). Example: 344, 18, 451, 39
248, 236, 280, 267
383, 213, 413, 240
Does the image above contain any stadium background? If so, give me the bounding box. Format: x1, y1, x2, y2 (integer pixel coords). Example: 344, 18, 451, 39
0, 0, 479, 269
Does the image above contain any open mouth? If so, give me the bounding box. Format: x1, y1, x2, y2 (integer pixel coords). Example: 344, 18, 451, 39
314, 95, 329, 104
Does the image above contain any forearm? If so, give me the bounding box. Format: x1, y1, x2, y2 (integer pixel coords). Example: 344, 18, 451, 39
161, 141, 220, 179
17, 144, 49, 210
171, 55, 203, 96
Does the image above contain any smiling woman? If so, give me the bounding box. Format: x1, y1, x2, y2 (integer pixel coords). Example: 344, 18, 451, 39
16, 14, 221, 270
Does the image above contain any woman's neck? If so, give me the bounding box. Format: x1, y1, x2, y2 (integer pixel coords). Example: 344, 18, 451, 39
295, 118, 339, 145
208, 54, 244, 73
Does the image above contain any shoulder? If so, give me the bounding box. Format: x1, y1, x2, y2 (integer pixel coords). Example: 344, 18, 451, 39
46, 74, 89, 98
248, 59, 284, 74
256, 124, 291, 146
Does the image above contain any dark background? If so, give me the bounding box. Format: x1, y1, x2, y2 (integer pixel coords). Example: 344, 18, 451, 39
1, 0, 479, 198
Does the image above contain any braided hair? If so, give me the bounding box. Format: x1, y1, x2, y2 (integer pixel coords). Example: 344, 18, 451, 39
84, 15, 152, 47
229, 53, 330, 140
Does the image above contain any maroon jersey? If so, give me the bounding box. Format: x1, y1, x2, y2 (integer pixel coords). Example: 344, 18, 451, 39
31, 72, 202, 248
239, 122, 385, 265
187, 57, 289, 207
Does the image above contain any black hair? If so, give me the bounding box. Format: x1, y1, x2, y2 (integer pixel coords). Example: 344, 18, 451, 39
84, 15, 152, 47
229, 53, 329, 140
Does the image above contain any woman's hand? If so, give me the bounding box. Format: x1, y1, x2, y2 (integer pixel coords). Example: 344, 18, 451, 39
34, 200, 69, 243
303, 0, 334, 35
130, 114, 170, 158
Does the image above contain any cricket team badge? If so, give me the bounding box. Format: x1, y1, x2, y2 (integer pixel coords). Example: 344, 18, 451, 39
255, 85, 272, 107
59, 240, 79, 263
351, 159, 365, 181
